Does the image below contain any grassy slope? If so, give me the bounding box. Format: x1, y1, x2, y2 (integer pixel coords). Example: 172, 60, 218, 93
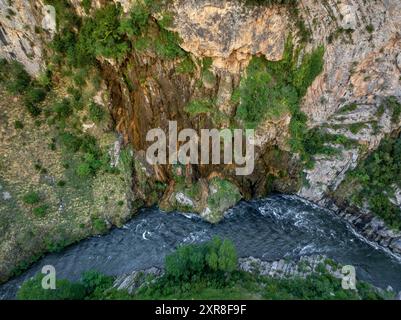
0, 86, 132, 282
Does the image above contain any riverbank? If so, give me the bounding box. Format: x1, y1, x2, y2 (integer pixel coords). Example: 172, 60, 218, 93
2, 195, 401, 299
16, 240, 391, 300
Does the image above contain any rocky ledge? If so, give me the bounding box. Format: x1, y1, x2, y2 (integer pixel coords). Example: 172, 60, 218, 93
111, 255, 364, 295
323, 199, 401, 256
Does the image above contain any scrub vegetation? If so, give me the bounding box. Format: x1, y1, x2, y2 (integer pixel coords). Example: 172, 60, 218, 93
17, 238, 384, 300
233, 37, 349, 167
339, 133, 401, 230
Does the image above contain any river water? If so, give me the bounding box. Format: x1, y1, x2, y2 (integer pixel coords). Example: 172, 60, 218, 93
1, 194, 401, 299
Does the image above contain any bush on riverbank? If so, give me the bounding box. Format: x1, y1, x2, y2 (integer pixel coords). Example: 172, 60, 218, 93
17, 274, 87, 300
17, 238, 385, 300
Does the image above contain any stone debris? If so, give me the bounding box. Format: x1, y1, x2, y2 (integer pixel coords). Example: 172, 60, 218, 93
2, 192, 11, 201
238, 255, 343, 280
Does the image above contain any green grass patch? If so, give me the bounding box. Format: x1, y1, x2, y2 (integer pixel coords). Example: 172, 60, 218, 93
185, 99, 229, 126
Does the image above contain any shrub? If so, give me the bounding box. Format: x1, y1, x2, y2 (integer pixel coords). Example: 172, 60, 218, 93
25, 104, 42, 117
53, 98, 72, 120
17, 274, 86, 300
0, 60, 31, 94
58, 132, 82, 152
207, 178, 242, 212
207, 237, 237, 273
177, 57, 195, 74
345, 133, 401, 229
33, 204, 49, 218
57, 180, 66, 187
25, 87, 47, 105
235, 38, 324, 130
119, 2, 150, 36
301, 128, 356, 164
23, 192, 41, 205
234, 37, 325, 167
24, 86, 47, 116
89, 3, 128, 59
14, 120, 24, 129
50, 3, 129, 67
88, 101, 106, 123
92, 217, 108, 233
72, 68, 88, 86
339, 103, 358, 114
76, 162, 92, 177
0, 60, 49, 117
44, 0, 81, 30
82, 0, 92, 14
292, 45, 324, 97
154, 28, 185, 59
366, 24, 374, 34
349, 123, 366, 134
68, 87, 84, 110
369, 194, 401, 230
385, 96, 401, 124
81, 270, 114, 296
235, 56, 297, 128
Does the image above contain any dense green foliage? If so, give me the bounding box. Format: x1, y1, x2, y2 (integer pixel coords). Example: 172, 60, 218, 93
82, 0, 92, 14
165, 237, 237, 281
50, 2, 127, 66
17, 238, 384, 300
0, 59, 31, 94
345, 134, 401, 229
0, 59, 49, 116
234, 38, 330, 165
47, 1, 185, 68
88, 101, 106, 123
57, 131, 107, 178
235, 39, 323, 126
17, 270, 113, 300
17, 274, 87, 300
302, 128, 357, 162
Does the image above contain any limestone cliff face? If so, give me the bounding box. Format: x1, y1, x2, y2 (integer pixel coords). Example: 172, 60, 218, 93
0, 0, 55, 75
171, 0, 289, 73
1, 0, 401, 231
298, 0, 401, 203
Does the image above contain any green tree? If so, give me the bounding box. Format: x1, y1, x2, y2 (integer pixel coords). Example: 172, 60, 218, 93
17, 274, 86, 300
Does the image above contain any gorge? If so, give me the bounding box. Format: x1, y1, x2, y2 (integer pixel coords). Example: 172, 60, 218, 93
0, 0, 401, 299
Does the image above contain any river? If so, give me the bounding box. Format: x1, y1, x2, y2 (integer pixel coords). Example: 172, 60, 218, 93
1, 194, 401, 299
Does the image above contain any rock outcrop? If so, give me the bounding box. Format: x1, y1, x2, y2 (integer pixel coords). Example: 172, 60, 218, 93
239, 255, 343, 279
171, 0, 290, 73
